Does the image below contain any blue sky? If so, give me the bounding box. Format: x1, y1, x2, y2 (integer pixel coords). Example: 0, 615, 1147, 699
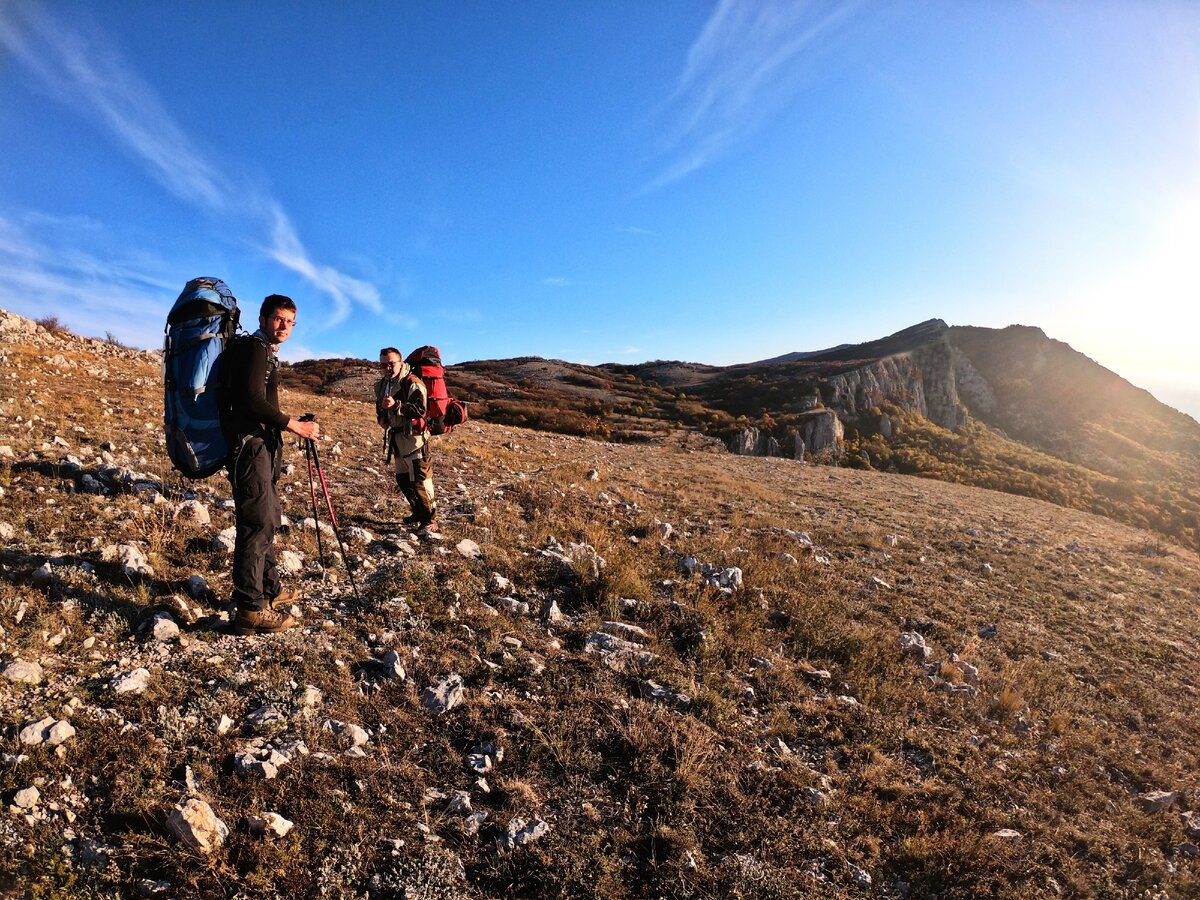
1, 1, 1198, 418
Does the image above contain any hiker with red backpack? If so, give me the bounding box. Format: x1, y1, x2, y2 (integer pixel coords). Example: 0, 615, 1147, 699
376, 347, 439, 535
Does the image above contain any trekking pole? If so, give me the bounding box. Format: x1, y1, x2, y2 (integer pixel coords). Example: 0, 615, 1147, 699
300, 415, 362, 605
303, 438, 326, 566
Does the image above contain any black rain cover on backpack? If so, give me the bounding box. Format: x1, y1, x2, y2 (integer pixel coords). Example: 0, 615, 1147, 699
163, 277, 239, 478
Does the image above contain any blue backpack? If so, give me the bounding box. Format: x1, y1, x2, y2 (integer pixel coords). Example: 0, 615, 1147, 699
163, 277, 240, 478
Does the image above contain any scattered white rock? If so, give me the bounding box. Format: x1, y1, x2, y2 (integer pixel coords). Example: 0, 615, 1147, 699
20, 717, 57, 746
495, 817, 550, 852
899, 632, 931, 662
991, 829, 1022, 839
173, 500, 211, 526
380, 649, 407, 680
4, 660, 45, 685
1136, 790, 1181, 814
324, 719, 370, 751
213, 527, 237, 553
245, 812, 294, 840
110, 667, 151, 695
13, 786, 40, 809
421, 673, 465, 715
278, 551, 304, 575
456, 539, 482, 559
166, 799, 228, 853
149, 613, 180, 643
116, 544, 153, 578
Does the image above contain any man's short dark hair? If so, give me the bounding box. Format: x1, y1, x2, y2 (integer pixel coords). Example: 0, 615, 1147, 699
261, 295, 296, 319
380, 347, 401, 358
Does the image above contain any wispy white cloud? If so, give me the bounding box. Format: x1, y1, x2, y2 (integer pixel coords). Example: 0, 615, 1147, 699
0, 215, 175, 349
542, 276, 574, 288
264, 206, 383, 326
617, 225, 653, 235
644, 0, 861, 192
0, 4, 383, 331
613, 346, 642, 356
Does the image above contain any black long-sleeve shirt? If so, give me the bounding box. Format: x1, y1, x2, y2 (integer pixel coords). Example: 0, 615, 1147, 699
222, 334, 289, 440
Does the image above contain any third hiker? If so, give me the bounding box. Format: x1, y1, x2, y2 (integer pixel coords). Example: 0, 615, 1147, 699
375, 347, 438, 534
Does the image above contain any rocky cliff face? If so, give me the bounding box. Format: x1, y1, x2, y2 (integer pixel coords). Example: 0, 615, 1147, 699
821, 339, 967, 431
727, 426, 781, 457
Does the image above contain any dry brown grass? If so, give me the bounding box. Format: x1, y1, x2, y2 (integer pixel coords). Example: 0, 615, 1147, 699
2, 331, 1200, 898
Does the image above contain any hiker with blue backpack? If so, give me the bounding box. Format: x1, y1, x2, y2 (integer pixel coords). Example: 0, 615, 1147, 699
221, 295, 321, 634
165, 281, 355, 634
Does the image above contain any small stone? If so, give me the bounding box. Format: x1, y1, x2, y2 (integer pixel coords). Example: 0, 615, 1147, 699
488, 573, 512, 594
245, 812, 294, 839
990, 829, 1022, 839
495, 817, 550, 852
4, 660, 45, 685
45, 720, 76, 747
978, 623, 998, 639
298, 685, 323, 708
586, 469, 599, 480
323, 719, 370, 750
213, 527, 237, 553
173, 500, 210, 526
898, 631, 931, 662
166, 799, 228, 853
217, 715, 234, 736
278, 550, 304, 574
380, 650, 407, 680
1136, 790, 1181, 814
150, 613, 180, 642
116, 544, 153, 578
455, 539, 482, 559
110, 667, 151, 695
14, 786, 40, 809
421, 673, 465, 715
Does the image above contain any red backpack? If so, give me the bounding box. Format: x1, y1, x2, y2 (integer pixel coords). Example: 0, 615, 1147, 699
405, 345, 468, 435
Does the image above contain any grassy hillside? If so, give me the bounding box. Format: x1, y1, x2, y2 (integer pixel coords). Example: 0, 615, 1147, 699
2, 320, 1200, 897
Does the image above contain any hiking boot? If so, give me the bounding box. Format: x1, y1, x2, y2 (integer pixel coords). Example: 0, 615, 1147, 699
401, 513, 422, 527
268, 590, 300, 611
230, 606, 297, 636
